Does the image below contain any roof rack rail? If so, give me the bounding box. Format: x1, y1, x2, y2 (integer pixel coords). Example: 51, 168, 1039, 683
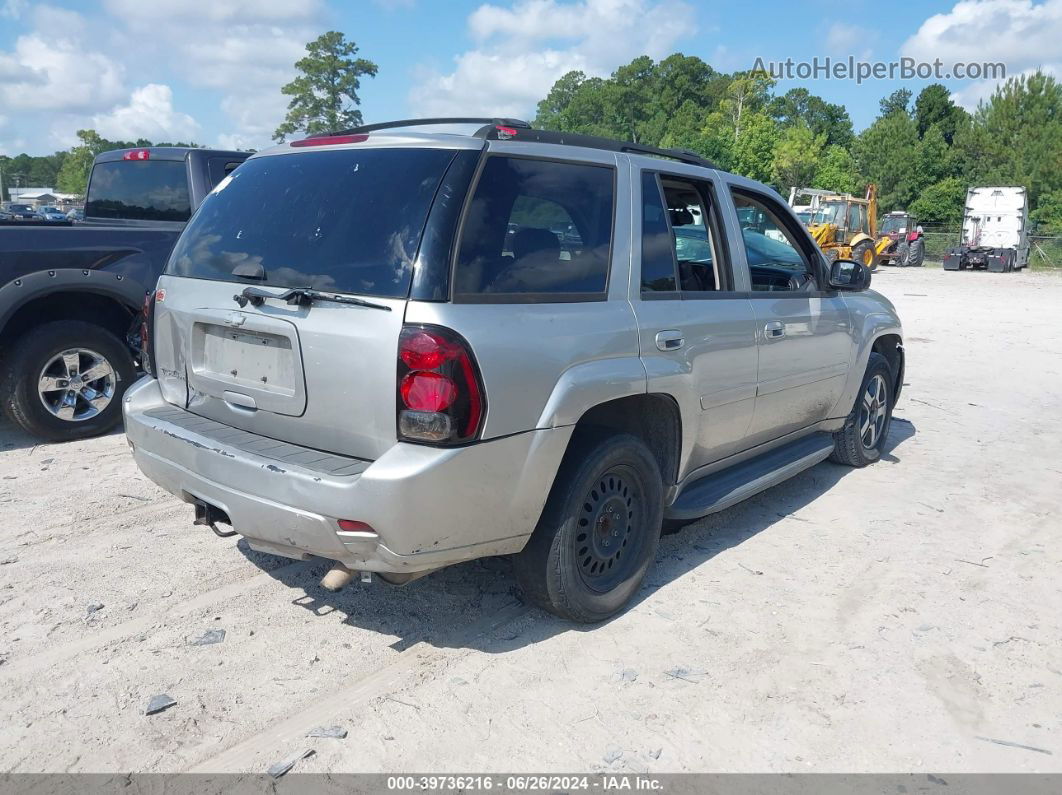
308, 116, 719, 170
315, 117, 533, 137
480, 126, 719, 170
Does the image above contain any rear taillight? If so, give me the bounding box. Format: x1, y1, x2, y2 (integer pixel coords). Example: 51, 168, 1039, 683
139, 289, 158, 377
123, 149, 150, 160
396, 325, 485, 445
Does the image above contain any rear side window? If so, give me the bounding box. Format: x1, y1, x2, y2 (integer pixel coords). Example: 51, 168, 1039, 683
167, 148, 456, 299
85, 160, 191, 221
453, 156, 614, 299
640, 171, 677, 292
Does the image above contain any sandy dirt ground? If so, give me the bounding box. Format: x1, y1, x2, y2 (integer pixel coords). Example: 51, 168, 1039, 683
0, 266, 1060, 774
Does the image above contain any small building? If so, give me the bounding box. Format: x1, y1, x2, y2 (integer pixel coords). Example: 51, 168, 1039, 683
8, 188, 81, 209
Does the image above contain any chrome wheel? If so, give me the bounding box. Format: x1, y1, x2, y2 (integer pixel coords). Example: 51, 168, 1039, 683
37, 348, 116, 422
859, 374, 888, 450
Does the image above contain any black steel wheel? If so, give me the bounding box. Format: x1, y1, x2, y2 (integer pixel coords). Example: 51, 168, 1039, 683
514, 431, 662, 623
574, 466, 649, 594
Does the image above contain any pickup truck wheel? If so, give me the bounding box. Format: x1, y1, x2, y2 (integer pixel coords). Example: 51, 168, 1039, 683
514, 431, 662, 623
0, 321, 135, 442
829, 352, 894, 468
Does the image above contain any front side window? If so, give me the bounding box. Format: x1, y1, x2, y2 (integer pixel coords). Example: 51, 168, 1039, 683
731, 190, 816, 292
453, 156, 614, 298
85, 160, 191, 221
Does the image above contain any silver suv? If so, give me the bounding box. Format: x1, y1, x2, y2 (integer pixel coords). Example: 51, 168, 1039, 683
124, 118, 904, 623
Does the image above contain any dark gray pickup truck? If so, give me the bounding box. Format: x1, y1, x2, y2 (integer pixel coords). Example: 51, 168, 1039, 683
0, 146, 248, 441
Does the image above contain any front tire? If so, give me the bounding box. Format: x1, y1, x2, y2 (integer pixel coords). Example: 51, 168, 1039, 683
829, 352, 894, 468
896, 241, 910, 266
514, 431, 663, 623
0, 321, 135, 441
850, 239, 877, 271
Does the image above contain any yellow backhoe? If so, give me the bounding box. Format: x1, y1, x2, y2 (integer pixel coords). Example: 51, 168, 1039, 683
791, 184, 892, 270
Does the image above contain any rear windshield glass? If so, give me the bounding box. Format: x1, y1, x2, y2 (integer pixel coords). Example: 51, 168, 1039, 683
86, 161, 191, 221
453, 156, 614, 298
167, 148, 455, 298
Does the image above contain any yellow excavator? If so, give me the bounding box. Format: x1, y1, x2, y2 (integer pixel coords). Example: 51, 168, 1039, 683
790, 184, 892, 270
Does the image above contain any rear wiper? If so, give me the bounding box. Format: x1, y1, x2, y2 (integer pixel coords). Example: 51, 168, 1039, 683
233, 286, 391, 311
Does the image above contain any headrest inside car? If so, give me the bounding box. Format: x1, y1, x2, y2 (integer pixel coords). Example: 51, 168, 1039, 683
669, 208, 695, 226
512, 227, 561, 261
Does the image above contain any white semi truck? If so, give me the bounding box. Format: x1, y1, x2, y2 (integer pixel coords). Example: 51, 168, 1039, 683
943, 186, 1030, 272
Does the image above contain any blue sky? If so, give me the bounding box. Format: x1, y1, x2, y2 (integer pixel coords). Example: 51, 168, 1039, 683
1, 0, 1057, 157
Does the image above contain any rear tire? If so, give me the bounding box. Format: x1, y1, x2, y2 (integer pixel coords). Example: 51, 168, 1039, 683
829, 352, 894, 468
514, 431, 663, 623
907, 237, 925, 267
0, 321, 135, 442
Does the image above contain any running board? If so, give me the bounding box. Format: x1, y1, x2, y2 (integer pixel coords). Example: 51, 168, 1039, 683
666, 433, 835, 521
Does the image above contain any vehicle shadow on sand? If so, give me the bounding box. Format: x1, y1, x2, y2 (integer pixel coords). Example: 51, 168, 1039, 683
0, 416, 127, 454
242, 417, 917, 652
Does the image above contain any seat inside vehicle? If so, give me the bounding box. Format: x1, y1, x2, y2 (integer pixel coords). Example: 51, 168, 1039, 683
661, 180, 719, 292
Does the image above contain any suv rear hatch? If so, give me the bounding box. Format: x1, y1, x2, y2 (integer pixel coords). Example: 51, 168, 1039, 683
153, 143, 470, 460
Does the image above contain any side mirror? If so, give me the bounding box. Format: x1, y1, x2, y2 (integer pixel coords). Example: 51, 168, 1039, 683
828, 258, 871, 291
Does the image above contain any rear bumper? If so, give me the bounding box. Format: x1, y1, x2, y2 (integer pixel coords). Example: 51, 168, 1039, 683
123, 377, 572, 572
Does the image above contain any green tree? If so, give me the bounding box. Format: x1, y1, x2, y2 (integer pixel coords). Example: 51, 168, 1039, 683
56, 129, 107, 195
771, 123, 824, 190
732, 112, 779, 182
879, 88, 913, 117
854, 110, 921, 209
1030, 189, 1062, 233
659, 101, 732, 167
812, 145, 861, 194
915, 123, 954, 191
913, 83, 967, 143
909, 177, 967, 225
954, 71, 1062, 207
534, 70, 588, 130
769, 87, 854, 147
720, 70, 774, 141
273, 31, 378, 142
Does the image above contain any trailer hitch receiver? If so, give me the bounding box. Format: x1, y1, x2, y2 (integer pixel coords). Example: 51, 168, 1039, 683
193, 500, 237, 538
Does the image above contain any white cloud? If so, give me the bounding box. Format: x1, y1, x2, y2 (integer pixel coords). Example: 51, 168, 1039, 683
90, 84, 200, 142
901, 0, 1062, 109
949, 63, 1062, 108
101, 0, 326, 148
410, 0, 696, 118
1, 0, 27, 19
825, 22, 872, 57
0, 7, 125, 113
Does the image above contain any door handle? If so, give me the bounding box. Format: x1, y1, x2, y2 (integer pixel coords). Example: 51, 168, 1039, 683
764, 321, 786, 340
655, 329, 685, 351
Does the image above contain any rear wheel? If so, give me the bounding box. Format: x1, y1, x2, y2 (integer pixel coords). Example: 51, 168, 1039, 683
829, 352, 894, 468
907, 237, 925, 267
514, 431, 662, 623
850, 239, 876, 270
0, 321, 135, 441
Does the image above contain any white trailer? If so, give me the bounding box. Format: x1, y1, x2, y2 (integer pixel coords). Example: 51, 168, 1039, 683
943, 186, 1030, 272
